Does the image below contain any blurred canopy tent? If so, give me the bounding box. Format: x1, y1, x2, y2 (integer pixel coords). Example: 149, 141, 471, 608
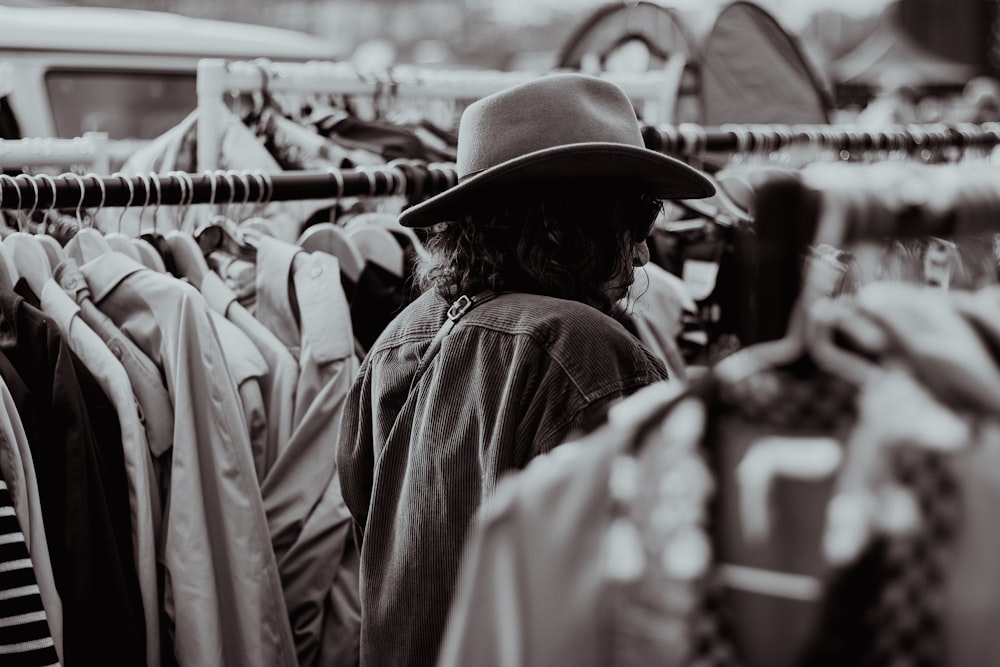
556, 0, 833, 125
834, 1, 978, 90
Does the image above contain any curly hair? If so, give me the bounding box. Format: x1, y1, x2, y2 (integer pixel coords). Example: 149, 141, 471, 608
415, 178, 662, 315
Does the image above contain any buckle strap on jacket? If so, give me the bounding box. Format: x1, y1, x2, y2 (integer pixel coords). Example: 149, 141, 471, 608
410, 290, 497, 393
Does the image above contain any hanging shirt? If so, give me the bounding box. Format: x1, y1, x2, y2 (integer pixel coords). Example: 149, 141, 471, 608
0, 372, 62, 665
207, 310, 270, 483
253, 236, 360, 667
0, 283, 146, 667
39, 279, 161, 667
0, 471, 61, 667
201, 270, 298, 481
338, 289, 668, 667
79, 254, 296, 667
54, 258, 175, 461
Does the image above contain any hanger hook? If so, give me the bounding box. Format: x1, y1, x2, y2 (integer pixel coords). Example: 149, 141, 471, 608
327, 167, 345, 198
169, 171, 195, 230
210, 169, 236, 220
84, 173, 107, 229
247, 170, 266, 218
0, 174, 21, 232
170, 172, 187, 226
236, 170, 252, 220
149, 173, 163, 234
182, 171, 197, 230
387, 163, 407, 198
41, 173, 65, 235
136, 172, 152, 231
355, 165, 379, 196
14, 174, 40, 231
60, 172, 87, 229
259, 169, 274, 208
111, 172, 135, 234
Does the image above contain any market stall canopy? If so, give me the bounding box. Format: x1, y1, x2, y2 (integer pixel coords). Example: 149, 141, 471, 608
833, 2, 977, 88
556, 1, 698, 73
556, 1, 831, 125
701, 2, 832, 124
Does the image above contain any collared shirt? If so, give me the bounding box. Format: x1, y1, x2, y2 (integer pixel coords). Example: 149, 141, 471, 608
40, 279, 161, 667
0, 283, 146, 666
201, 270, 298, 480
0, 371, 63, 665
208, 310, 270, 483
254, 236, 360, 667
79, 253, 296, 667
54, 258, 175, 459
338, 289, 668, 667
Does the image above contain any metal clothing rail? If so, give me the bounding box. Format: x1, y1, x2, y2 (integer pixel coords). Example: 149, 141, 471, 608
196, 55, 687, 171
0, 132, 110, 173
642, 122, 1000, 159
0, 164, 458, 211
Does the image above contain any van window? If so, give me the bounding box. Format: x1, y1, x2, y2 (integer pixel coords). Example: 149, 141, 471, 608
45, 69, 196, 140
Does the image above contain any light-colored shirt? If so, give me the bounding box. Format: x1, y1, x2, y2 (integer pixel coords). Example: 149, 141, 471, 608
200, 270, 298, 481
207, 310, 270, 483
40, 279, 161, 667
54, 258, 175, 460
80, 253, 296, 667
254, 236, 360, 667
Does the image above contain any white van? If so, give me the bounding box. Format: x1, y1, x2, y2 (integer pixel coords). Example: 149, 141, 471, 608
0, 5, 339, 142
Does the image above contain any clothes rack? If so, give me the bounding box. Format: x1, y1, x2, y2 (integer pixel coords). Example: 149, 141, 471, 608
0, 131, 110, 173
0, 164, 458, 211
642, 121, 1000, 161
196, 56, 686, 170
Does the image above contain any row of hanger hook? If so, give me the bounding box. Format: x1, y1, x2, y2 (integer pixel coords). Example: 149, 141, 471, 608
0, 162, 460, 234
652, 122, 1000, 160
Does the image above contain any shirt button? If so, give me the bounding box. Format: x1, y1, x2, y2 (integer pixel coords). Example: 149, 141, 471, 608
310, 266, 323, 278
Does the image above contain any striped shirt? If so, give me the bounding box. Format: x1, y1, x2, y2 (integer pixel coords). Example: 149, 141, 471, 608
338, 289, 668, 666
0, 477, 60, 666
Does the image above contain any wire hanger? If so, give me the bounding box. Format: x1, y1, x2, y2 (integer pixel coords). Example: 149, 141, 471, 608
240, 170, 276, 238
297, 167, 365, 283
194, 170, 256, 261
6, 173, 63, 276
347, 166, 405, 277
97, 174, 142, 263
33, 173, 69, 266
4, 176, 55, 296
64, 172, 113, 265
166, 171, 211, 289
0, 176, 22, 289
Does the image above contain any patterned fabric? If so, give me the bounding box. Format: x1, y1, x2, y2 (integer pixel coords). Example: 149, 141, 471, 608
0, 476, 60, 667
864, 448, 957, 667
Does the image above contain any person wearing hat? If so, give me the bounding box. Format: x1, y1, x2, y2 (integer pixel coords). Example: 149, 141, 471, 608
337, 73, 714, 666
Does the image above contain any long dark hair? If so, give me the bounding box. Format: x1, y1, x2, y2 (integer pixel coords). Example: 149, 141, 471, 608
415, 178, 662, 315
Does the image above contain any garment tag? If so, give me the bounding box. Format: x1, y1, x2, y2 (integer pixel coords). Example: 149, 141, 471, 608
682, 259, 719, 301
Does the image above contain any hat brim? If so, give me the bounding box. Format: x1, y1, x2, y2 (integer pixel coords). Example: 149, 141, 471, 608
399, 142, 716, 228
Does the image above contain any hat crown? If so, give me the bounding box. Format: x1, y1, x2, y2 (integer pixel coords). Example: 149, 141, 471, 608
456, 74, 645, 180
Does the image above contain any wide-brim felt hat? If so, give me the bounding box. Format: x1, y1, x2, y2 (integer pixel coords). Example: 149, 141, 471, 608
399, 73, 715, 228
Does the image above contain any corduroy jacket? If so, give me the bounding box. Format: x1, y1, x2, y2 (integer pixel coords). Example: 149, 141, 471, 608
338, 288, 668, 667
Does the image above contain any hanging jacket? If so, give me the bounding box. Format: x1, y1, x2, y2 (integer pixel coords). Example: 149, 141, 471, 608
79, 254, 296, 667
254, 236, 361, 667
